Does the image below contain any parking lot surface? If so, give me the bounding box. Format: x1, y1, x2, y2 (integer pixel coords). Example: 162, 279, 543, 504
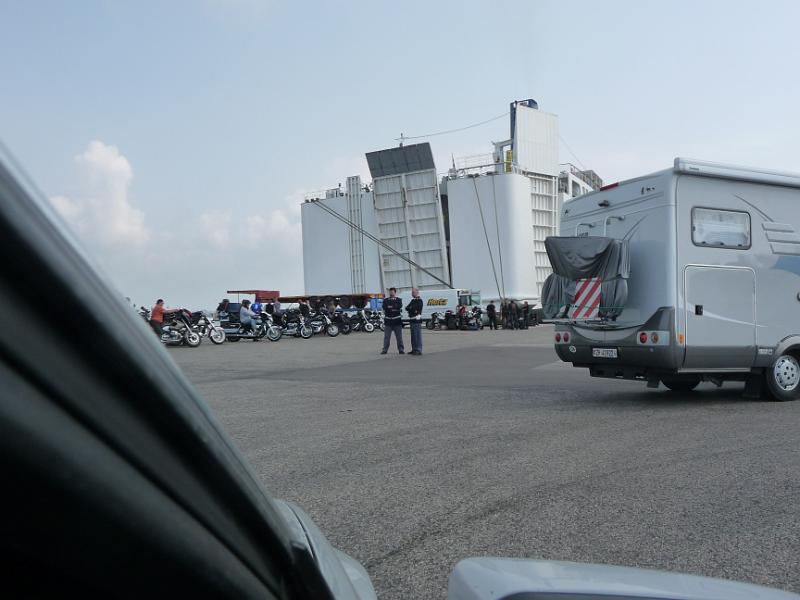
171, 326, 800, 599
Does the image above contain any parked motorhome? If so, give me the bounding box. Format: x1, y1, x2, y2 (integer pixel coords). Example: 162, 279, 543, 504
545, 158, 800, 400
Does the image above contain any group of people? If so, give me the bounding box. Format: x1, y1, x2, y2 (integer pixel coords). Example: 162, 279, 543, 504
215, 297, 283, 319
381, 286, 424, 356
217, 297, 316, 340
484, 299, 534, 331
217, 297, 303, 339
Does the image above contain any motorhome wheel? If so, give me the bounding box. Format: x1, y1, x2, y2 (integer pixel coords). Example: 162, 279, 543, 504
766, 353, 800, 401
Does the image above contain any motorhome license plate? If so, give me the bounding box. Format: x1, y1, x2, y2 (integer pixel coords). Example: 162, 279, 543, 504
592, 348, 618, 358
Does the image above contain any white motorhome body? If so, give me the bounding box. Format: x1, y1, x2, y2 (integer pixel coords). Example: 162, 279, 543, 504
551, 158, 800, 399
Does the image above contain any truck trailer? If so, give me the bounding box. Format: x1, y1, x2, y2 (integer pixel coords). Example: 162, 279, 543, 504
413, 288, 481, 322
544, 157, 800, 400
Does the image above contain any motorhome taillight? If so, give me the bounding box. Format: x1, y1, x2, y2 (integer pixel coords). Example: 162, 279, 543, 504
651, 332, 660, 343
563, 332, 570, 343
555, 333, 562, 343
639, 332, 648, 344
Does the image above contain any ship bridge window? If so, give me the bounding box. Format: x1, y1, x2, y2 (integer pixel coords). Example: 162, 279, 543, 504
692, 207, 750, 249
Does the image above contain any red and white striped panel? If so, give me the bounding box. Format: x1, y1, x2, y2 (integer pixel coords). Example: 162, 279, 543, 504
570, 277, 602, 320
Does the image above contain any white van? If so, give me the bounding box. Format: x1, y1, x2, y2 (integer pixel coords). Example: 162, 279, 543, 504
545, 158, 800, 400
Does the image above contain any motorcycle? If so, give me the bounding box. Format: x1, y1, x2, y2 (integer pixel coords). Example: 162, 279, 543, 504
349, 309, 375, 333
464, 306, 485, 330
190, 310, 226, 344
364, 308, 384, 331
160, 308, 202, 347
426, 311, 443, 330
331, 310, 352, 335
458, 306, 483, 331
268, 310, 312, 341
220, 307, 270, 342
308, 310, 340, 337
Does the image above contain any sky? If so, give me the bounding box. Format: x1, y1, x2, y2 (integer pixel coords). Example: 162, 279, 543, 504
2, 0, 800, 309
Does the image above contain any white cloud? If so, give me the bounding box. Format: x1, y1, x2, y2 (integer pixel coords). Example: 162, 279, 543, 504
199, 209, 233, 249
202, 198, 302, 250
49, 140, 149, 246
49, 141, 314, 309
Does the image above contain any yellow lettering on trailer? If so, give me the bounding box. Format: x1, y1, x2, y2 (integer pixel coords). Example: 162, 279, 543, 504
427, 298, 448, 306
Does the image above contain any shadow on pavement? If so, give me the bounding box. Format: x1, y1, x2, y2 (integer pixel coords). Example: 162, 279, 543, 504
582, 383, 769, 407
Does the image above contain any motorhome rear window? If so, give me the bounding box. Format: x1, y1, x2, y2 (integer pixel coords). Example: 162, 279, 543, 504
691, 207, 751, 249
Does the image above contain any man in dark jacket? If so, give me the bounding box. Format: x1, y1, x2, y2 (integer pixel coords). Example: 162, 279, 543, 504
381, 287, 404, 354
522, 301, 530, 329
486, 301, 497, 330
509, 301, 518, 330
298, 299, 310, 319
406, 287, 424, 355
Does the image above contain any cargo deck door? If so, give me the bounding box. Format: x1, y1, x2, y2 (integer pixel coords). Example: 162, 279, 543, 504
683, 266, 755, 368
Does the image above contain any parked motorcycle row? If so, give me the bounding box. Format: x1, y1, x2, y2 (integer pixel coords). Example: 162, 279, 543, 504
138, 305, 388, 347
426, 306, 484, 331
221, 307, 388, 343
139, 304, 488, 348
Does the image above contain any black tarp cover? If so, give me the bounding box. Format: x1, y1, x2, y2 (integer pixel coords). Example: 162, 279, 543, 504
545, 236, 630, 280
542, 236, 630, 320
540, 274, 574, 319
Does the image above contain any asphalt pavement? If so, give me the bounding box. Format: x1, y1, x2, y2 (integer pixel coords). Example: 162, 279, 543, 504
171, 325, 800, 599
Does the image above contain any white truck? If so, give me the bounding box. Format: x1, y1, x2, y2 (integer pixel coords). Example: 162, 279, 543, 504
411, 288, 481, 323
545, 157, 800, 400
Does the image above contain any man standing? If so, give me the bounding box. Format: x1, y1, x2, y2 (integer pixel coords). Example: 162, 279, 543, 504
381, 287, 404, 354
522, 301, 530, 329
509, 301, 518, 330
298, 299, 310, 319
486, 300, 497, 330
406, 287, 423, 355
